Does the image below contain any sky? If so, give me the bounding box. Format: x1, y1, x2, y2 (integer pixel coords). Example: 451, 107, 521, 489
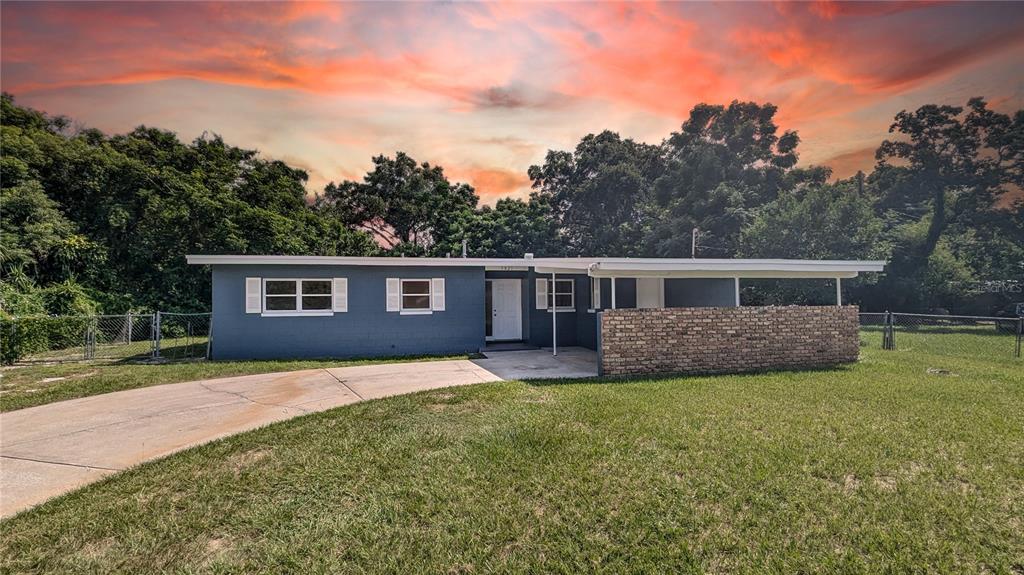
3, 1, 1023, 203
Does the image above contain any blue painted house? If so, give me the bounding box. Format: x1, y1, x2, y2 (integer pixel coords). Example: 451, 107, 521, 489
186, 255, 885, 360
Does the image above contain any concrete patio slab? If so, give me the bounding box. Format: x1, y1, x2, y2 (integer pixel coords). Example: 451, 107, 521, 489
473, 347, 598, 380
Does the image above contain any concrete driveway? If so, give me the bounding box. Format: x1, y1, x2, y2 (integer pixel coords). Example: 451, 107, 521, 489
0, 360, 501, 518
0, 349, 597, 518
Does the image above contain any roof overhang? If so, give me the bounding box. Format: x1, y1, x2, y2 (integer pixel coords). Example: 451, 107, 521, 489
185, 255, 527, 267
585, 259, 884, 279
186, 255, 885, 278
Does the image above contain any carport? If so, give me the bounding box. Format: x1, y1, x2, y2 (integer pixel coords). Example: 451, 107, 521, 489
533, 258, 886, 356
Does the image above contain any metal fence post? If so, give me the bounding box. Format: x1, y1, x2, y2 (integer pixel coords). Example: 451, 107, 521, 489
205, 314, 213, 360
83, 317, 91, 360
882, 310, 893, 351
153, 311, 162, 359
1011, 315, 1019, 356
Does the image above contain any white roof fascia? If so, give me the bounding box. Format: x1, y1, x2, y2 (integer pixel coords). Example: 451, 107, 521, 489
186, 255, 885, 277
186, 255, 526, 267
587, 260, 882, 279
588, 269, 863, 279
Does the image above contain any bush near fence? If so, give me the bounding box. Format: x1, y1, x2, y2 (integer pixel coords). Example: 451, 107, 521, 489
0, 312, 210, 365
0, 315, 93, 364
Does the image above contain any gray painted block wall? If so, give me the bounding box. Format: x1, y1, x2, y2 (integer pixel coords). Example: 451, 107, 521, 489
665, 278, 736, 307
211, 264, 485, 360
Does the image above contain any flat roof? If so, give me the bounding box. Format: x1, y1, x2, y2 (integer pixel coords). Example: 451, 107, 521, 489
186, 255, 885, 278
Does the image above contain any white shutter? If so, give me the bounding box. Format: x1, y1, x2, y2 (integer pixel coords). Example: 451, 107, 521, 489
431, 278, 445, 311
592, 277, 601, 310
536, 278, 548, 310
386, 278, 400, 312
332, 278, 348, 312
245, 277, 261, 314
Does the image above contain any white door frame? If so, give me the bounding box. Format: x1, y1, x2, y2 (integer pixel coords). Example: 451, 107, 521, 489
486, 279, 523, 341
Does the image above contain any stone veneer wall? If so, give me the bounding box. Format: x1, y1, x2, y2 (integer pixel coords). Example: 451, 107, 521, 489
599, 306, 859, 377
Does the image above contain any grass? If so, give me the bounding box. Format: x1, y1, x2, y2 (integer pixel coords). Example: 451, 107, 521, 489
0, 354, 469, 412
1, 347, 1021, 573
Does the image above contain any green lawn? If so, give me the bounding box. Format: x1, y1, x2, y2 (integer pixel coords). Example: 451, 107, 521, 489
0, 354, 468, 412
2, 348, 1021, 573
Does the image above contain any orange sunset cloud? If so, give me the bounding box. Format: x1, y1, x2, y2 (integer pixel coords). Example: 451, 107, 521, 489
2, 1, 1022, 199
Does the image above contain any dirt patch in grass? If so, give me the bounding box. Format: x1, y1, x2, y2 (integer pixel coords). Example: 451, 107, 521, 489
226, 448, 272, 475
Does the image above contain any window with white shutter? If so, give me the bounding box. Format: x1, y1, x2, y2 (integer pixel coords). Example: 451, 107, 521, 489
259, 278, 336, 316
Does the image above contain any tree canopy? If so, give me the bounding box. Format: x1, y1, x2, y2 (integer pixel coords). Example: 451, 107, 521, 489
1, 93, 1020, 316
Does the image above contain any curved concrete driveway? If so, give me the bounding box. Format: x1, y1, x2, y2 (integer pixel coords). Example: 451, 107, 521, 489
0, 360, 502, 518
0, 348, 597, 518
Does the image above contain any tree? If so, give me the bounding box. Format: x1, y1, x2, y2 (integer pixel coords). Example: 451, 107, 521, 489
0, 93, 377, 312
0, 181, 102, 283
875, 98, 1021, 261
740, 177, 889, 305
461, 196, 562, 258
643, 101, 810, 257
320, 152, 478, 254
869, 98, 1023, 311
528, 131, 663, 256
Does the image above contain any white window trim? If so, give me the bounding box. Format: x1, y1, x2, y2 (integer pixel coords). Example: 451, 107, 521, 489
399, 278, 433, 315
261, 278, 336, 317
545, 278, 575, 312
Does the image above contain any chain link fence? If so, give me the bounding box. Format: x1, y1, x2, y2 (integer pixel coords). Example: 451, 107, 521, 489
1, 312, 211, 364
860, 312, 1022, 360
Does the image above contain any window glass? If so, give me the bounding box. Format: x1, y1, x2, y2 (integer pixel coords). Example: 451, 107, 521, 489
266, 280, 296, 295
302, 280, 331, 295
547, 279, 575, 309
263, 279, 335, 313
266, 296, 297, 311
401, 280, 432, 310
302, 296, 332, 310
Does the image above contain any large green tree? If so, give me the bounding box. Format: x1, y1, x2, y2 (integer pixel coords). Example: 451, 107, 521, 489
319, 152, 478, 255
528, 131, 663, 256
460, 196, 562, 258
1, 94, 376, 312
643, 101, 817, 257
740, 174, 889, 304
868, 98, 1023, 311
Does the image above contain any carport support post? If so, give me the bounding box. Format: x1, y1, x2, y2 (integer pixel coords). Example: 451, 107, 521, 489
836, 277, 842, 306
551, 272, 557, 356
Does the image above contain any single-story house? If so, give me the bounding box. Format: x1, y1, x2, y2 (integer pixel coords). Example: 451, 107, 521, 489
186, 254, 884, 361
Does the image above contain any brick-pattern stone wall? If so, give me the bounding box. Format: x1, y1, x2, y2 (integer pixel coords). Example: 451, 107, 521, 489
599, 306, 859, 377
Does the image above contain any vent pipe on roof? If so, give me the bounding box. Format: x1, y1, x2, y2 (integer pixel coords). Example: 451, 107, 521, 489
524, 253, 534, 259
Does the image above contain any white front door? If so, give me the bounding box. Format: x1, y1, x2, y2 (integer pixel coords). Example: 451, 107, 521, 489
488, 279, 522, 341
636, 278, 665, 309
